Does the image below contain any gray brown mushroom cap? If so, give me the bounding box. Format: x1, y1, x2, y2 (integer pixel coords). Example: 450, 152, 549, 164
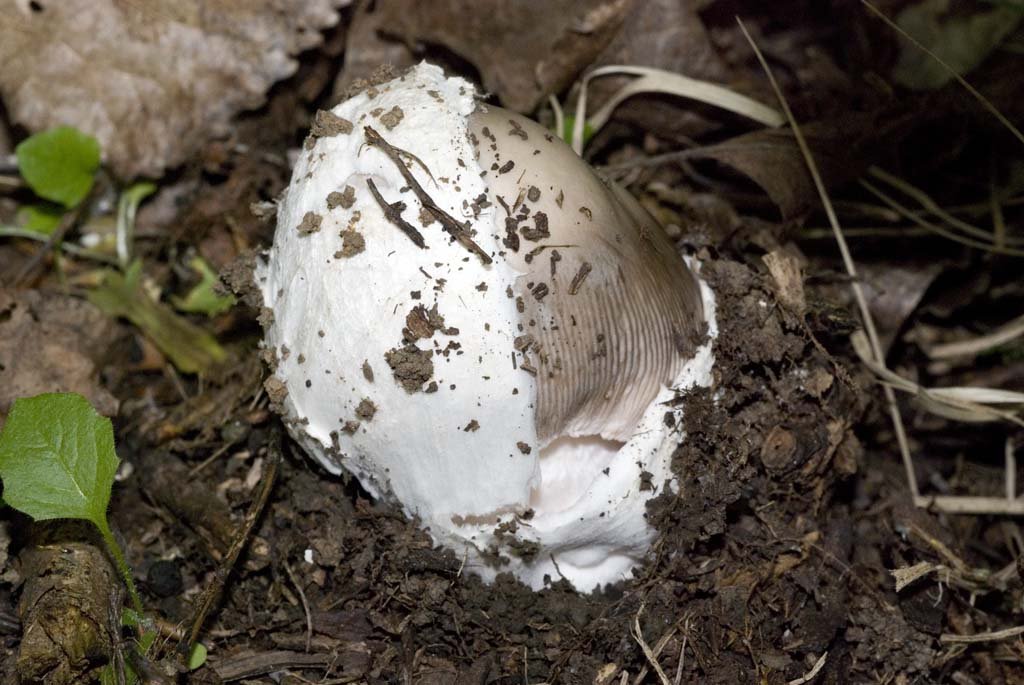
469, 106, 706, 444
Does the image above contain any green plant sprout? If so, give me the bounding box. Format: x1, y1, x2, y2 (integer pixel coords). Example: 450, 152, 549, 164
171, 256, 237, 317
0, 393, 206, 677
0, 393, 142, 616
0, 125, 103, 248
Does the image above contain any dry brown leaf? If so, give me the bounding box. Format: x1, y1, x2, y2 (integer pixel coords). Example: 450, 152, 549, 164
691, 107, 919, 218
858, 261, 942, 354
0, 0, 347, 179
370, 0, 634, 112
0, 289, 118, 422
332, 1, 415, 100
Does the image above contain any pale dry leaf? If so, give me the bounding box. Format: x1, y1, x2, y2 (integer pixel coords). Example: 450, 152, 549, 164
0, 0, 348, 179
762, 248, 806, 314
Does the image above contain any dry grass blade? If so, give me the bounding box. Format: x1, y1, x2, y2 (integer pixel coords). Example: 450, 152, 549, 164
736, 17, 920, 498
927, 313, 1024, 359
851, 331, 1024, 427
860, 180, 1024, 257
787, 651, 828, 685
630, 604, 672, 685
570, 64, 785, 154
868, 166, 1024, 247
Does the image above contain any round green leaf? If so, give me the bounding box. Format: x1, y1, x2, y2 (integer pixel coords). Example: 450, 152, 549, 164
188, 642, 208, 670
15, 126, 101, 208
0, 393, 119, 527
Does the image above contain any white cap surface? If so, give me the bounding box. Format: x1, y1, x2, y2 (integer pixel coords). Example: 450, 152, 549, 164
257, 63, 716, 590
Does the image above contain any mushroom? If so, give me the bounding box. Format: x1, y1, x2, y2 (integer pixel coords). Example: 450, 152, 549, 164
256, 63, 717, 590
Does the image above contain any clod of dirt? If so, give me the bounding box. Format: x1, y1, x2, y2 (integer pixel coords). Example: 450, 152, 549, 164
296, 211, 322, 235
327, 185, 357, 210
310, 109, 353, 137
355, 398, 376, 421
384, 345, 434, 393
336, 229, 365, 257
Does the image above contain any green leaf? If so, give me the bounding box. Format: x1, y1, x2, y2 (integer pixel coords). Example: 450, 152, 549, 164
187, 642, 208, 670
17, 203, 64, 235
99, 664, 117, 685
0, 393, 118, 528
88, 260, 229, 374
172, 257, 236, 316
15, 126, 101, 208
894, 0, 1024, 90
560, 115, 595, 147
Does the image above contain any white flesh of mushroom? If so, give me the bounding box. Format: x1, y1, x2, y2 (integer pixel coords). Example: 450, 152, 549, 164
256, 63, 717, 590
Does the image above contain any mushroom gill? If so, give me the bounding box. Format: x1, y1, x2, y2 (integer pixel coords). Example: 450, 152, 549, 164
469, 106, 705, 451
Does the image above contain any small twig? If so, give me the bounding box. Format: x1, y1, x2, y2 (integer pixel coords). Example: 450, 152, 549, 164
364, 126, 492, 264
13, 200, 87, 285
674, 616, 691, 685
914, 495, 1024, 516
940, 624, 1024, 644
183, 431, 281, 662
0, 226, 118, 264
787, 651, 828, 685
283, 561, 313, 653
212, 651, 334, 682
1008, 437, 1017, 502
365, 178, 426, 248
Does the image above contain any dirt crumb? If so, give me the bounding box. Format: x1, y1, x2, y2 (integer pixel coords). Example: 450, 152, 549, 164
384, 345, 435, 393
297, 211, 322, 235
362, 360, 374, 382
220, 251, 263, 309
336, 229, 365, 258
379, 106, 404, 130
327, 185, 357, 210
418, 206, 436, 227
569, 262, 592, 295
264, 376, 288, 410
404, 304, 456, 341
508, 119, 528, 140
463, 419, 480, 432
521, 211, 549, 241
355, 398, 377, 421
311, 110, 353, 137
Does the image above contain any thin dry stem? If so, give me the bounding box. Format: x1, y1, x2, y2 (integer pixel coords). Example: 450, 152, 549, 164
788, 651, 828, 685
736, 17, 920, 498
941, 624, 1024, 644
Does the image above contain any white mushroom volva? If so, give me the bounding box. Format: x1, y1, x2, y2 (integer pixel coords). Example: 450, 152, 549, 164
256, 63, 717, 590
